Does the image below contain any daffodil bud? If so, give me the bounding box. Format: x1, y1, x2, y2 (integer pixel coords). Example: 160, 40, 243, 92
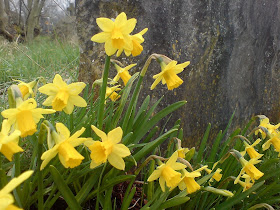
8, 85, 23, 108
203, 186, 234, 197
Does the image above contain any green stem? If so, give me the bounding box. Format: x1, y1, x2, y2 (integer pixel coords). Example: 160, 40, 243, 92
37, 123, 48, 210
97, 55, 111, 129
96, 162, 107, 209
70, 113, 74, 132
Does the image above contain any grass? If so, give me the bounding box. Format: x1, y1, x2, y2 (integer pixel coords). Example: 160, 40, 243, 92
0, 36, 80, 109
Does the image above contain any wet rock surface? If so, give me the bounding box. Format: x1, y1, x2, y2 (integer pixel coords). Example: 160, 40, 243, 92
76, 0, 280, 146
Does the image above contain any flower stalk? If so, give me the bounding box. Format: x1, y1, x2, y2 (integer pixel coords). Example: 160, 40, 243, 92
98, 55, 111, 129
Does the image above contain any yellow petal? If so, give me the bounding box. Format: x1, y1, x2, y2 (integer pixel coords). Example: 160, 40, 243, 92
41, 146, 59, 170
159, 176, 166, 192
56, 123, 70, 141
115, 12, 127, 26
39, 84, 58, 95
68, 82, 86, 95
147, 168, 162, 182
1, 170, 33, 194
150, 76, 162, 90
42, 96, 55, 106
108, 127, 123, 144
96, 18, 114, 32
121, 18, 137, 34
105, 40, 117, 56
90, 159, 102, 169
53, 74, 67, 87
108, 152, 125, 170
112, 144, 130, 157
0, 142, 23, 161
0, 194, 14, 210
63, 102, 74, 114
91, 32, 111, 43
166, 151, 178, 166
68, 95, 87, 107
91, 125, 107, 141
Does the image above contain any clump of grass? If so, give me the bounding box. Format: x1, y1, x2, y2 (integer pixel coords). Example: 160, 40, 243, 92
0, 36, 80, 108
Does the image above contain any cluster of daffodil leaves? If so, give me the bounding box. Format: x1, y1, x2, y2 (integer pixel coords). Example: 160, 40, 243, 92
0, 12, 280, 209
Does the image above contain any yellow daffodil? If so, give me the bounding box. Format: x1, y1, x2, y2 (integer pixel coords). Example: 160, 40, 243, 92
234, 157, 264, 184
0, 120, 23, 161
151, 60, 190, 90
117, 28, 148, 57
147, 151, 186, 192
178, 166, 207, 194
236, 174, 253, 192
204, 167, 223, 182
255, 117, 280, 138
113, 63, 137, 85
262, 132, 280, 156
91, 12, 137, 56
40, 123, 87, 170
86, 126, 130, 170
15, 80, 37, 100
39, 74, 87, 114
0, 170, 33, 210
240, 138, 263, 159
106, 86, 121, 101
1, 98, 55, 137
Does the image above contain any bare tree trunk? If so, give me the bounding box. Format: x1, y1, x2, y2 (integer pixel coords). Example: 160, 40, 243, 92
26, 0, 46, 42
0, 0, 13, 41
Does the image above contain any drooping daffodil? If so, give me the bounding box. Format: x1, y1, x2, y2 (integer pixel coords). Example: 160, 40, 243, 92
86, 125, 131, 170
262, 132, 280, 157
240, 138, 263, 159
234, 157, 264, 184
113, 63, 137, 86
0, 120, 23, 161
0, 170, 33, 210
1, 98, 55, 137
106, 86, 121, 101
39, 74, 87, 114
179, 165, 207, 194
40, 123, 88, 170
151, 60, 190, 90
15, 79, 37, 100
147, 151, 186, 192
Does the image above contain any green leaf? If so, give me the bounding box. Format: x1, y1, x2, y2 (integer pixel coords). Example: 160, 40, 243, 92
121, 186, 136, 210
196, 123, 211, 163
215, 181, 265, 210
49, 165, 81, 210
159, 196, 190, 209
131, 101, 186, 144
207, 130, 222, 164
133, 129, 178, 162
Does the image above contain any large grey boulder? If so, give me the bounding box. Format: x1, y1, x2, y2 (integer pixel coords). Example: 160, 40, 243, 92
76, 0, 280, 146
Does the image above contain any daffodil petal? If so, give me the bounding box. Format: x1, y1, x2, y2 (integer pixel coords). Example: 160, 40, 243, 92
56, 123, 70, 141
91, 125, 107, 141
91, 32, 111, 43
53, 74, 67, 87
41, 147, 59, 170
1, 171, 33, 194
96, 18, 114, 32
112, 144, 130, 157
68, 82, 86, 95
108, 152, 125, 170
108, 127, 123, 144
147, 169, 162, 181
39, 84, 59, 95
105, 40, 117, 56
63, 102, 74, 114
150, 76, 162, 90
68, 95, 87, 107
42, 96, 55, 106
159, 176, 166, 192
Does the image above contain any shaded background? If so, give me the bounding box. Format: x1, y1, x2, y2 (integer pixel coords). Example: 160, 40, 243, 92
75, 0, 280, 146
